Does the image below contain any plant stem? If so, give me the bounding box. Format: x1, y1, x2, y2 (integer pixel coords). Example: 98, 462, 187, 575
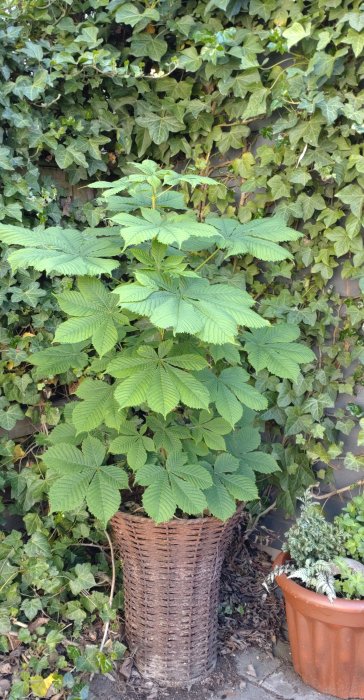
314, 480, 364, 501
244, 500, 277, 541
99, 529, 116, 653
194, 248, 220, 271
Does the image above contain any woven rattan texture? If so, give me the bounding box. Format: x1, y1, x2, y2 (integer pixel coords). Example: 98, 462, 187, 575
111, 511, 241, 686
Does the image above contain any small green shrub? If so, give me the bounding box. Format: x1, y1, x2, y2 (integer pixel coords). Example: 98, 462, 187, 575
0, 161, 315, 524
269, 491, 364, 601
335, 495, 364, 563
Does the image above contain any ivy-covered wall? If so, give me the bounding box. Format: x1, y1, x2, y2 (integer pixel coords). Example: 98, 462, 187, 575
1, 0, 363, 521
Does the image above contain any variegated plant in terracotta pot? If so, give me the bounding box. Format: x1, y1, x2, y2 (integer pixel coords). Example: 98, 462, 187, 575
270, 492, 364, 699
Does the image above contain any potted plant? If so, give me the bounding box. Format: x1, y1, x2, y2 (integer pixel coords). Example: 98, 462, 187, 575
0, 160, 314, 686
269, 491, 364, 699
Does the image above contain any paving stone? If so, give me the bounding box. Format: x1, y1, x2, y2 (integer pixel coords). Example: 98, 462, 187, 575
234, 647, 282, 682
262, 666, 340, 700
214, 681, 272, 700
272, 639, 292, 664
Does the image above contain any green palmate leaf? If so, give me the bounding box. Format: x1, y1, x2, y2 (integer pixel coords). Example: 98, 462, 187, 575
55, 277, 128, 356
207, 216, 301, 261
105, 185, 188, 213
109, 421, 155, 470
114, 273, 268, 344
140, 470, 176, 523
226, 417, 280, 476
110, 209, 218, 249
163, 173, 218, 187
146, 415, 188, 453
0, 225, 121, 275
191, 411, 231, 451
200, 367, 268, 426
72, 378, 125, 433
108, 345, 210, 417
204, 454, 259, 521
136, 453, 212, 522
29, 343, 88, 378
242, 325, 316, 380
44, 436, 128, 526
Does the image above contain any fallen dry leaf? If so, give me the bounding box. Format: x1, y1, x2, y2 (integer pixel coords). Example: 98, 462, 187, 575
0, 663, 12, 674
246, 663, 257, 677
120, 656, 134, 681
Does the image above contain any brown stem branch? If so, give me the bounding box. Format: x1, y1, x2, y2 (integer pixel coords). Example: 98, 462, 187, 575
244, 500, 277, 541
314, 480, 364, 501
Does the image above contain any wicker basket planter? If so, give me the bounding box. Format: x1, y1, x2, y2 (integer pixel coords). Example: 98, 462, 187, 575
111, 510, 241, 686
275, 552, 364, 699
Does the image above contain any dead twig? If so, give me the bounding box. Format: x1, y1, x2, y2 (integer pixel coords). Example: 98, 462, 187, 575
314, 480, 364, 501
99, 529, 116, 653
244, 500, 277, 541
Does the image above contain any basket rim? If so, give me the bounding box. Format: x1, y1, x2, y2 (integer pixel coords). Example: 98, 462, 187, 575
111, 505, 242, 527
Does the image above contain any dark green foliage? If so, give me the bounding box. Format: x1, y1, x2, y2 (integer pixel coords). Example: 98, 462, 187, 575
335, 495, 364, 562
0, 0, 363, 693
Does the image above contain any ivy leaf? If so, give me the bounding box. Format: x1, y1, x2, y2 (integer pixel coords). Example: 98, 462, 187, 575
21, 598, 42, 620
21, 40, 43, 61
282, 21, 310, 49
44, 436, 128, 526
114, 274, 268, 345
336, 185, 364, 218
108, 345, 210, 417
136, 113, 184, 145
130, 34, 167, 61
22, 68, 48, 100
207, 216, 301, 261
30, 343, 89, 378
69, 563, 96, 595
10, 281, 46, 307
115, 4, 159, 29
344, 453, 364, 471
54, 145, 74, 169
29, 674, 56, 698
110, 209, 218, 248
0, 404, 24, 430
242, 325, 315, 380
55, 277, 128, 356
0, 225, 121, 276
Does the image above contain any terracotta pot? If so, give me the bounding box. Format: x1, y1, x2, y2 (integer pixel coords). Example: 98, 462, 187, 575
111, 510, 241, 686
275, 552, 364, 699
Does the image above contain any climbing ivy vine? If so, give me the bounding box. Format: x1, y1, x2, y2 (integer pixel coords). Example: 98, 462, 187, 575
0, 0, 363, 695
